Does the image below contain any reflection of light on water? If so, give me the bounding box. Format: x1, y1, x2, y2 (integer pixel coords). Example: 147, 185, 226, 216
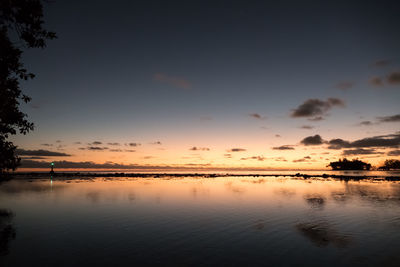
50, 176, 53, 192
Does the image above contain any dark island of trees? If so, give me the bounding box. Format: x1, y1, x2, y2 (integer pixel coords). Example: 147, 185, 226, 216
378, 159, 400, 170
328, 158, 371, 170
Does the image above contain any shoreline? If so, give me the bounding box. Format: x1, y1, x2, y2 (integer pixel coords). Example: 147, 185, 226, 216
7, 172, 400, 181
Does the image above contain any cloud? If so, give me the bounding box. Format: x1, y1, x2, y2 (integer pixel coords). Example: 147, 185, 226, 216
150, 141, 162, 145
291, 98, 345, 120
91, 141, 102, 145
359, 121, 373, 126
293, 156, 312, 163
342, 148, 383, 156
327, 133, 400, 149
272, 145, 295, 150
388, 150, 400, 156
87, 147, 108, 151
128, 143, 141, 147
275, 134, 281, 138
41, 143, 53, 147
189, 146, 210, 151
224, 153, 232, 158
387, 71, 400, 85
153, 73, 191, 89
335, 82, 354, 90
300, 125, 314, 129
125, 149, 136, 152
300, 135, 324, 146
371, 59, 391, 67
56, 140, 62, 143
377, 114, 400, 123
369, 76, 384, 87
327, 139, 351, 149
248, 113, 267, 120
241, 156, 266, 161
109, 149, 123, 152
107, 142, 121, 146
15, 149, 70, 157
227, 148, 246, 152
74, 142, 81, 145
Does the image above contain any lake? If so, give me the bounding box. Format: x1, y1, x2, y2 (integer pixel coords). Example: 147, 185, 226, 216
1, 175, 400, 266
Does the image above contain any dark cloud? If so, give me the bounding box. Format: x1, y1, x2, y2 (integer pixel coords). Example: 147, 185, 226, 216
327, 133, 400, 149
327, 139, 350, 149
189, 146, 210, 151
300, 125, 314, 129
371, 59, 391, 67
128, 143, 141, 147
387, 71, 400, 85
92, 141, 102, 145
300, 135, 324, 146
154, 73, 191, 89
291, 98, 345, 120
272, 145, 295, 150
16, 149, 70, 157
87, 146, 108, 151
388, 150, 400, 156
377, 114, 400, 123
125, 149, 136, 152
369, 76, 384, 87
78, 147, 86, 150
275, 134, 281, 138
273, 157, 287, 162
227, 148, 246, 152
56, 140, 62, 143
241, 156, 266, 161
335, 82, 354, 90
342, 148, 382, 156
107, 142, 121, 146
248, 113, 267, 120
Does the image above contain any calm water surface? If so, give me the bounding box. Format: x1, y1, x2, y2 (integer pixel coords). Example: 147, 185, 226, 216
1, 176, 400, 266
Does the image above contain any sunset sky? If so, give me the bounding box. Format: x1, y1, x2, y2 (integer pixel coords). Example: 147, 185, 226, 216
12, 0, 400, 171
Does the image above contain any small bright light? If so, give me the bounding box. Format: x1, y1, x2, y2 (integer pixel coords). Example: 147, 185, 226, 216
51, 162, 54, 166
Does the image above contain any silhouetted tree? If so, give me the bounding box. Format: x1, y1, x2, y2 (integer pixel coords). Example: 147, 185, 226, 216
327, 158, 371, 170
379, 159, 400, 170
0, 0, 56, 175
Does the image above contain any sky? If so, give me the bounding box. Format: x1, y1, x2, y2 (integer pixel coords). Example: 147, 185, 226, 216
12, 0, 400, 171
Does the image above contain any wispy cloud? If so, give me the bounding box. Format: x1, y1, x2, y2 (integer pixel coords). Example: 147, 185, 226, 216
88, 147, 108, 151
300, 125, 314, 129
107, 142, 121, 146
241, 156, 266, 161
327, 133, 400, 149
335, 81, 354, 90
342, 148, 382, 156
16, 149, 70, 157
369, 76, 384, 87
154, 73, 191, 89
248, 113, 267, 120
189, 147, 210, 151
377, 114, 400, 123
371, 59, 391, 67
150, 141, 162, 145
227, 148, 246, 152
272, 145, 295, 150
127, 143, 141, 147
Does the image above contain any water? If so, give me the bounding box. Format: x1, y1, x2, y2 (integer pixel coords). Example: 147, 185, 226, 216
1, 176, 400, 266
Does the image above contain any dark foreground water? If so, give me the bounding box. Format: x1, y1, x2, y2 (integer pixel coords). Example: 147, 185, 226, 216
1, 176, 400, 266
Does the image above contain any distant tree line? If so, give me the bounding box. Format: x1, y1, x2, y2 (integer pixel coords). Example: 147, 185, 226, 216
328, 158, 400, 171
